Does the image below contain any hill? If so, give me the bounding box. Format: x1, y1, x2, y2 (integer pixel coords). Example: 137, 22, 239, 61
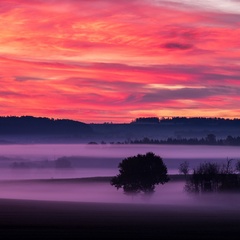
1, 116, 240, 144
90, 117, 240, 142
0, 116, 93, 143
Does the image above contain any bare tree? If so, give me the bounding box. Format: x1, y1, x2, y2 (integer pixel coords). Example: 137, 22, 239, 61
221, 158, 234, 174
179, 161, 190, 177
236, 160, 240, 174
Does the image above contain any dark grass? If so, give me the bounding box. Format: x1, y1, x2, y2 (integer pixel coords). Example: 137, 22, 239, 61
0, 198, 240, 239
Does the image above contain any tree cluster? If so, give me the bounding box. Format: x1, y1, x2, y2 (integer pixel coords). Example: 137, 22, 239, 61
131, 117, 160, 124
184, 159, 240, 193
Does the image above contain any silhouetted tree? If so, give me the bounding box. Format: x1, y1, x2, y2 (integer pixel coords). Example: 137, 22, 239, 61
11, 161, 29, 168
111, 152, 169, 194
55, 157, 71, 168
131, 117, 160, 124
235, 160, 240, 174
179, 161, 190, 177
205, 134, 216, 144
221, 158, 234, 174
226, 135, 234, 145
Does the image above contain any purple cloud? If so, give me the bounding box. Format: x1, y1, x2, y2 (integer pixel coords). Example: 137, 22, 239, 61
161, 42, 193, 50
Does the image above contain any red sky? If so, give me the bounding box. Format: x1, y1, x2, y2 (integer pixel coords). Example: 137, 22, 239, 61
0, 0, 240, 123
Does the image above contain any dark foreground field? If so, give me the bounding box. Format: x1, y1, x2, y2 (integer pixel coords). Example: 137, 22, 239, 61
0, 198, 240, 240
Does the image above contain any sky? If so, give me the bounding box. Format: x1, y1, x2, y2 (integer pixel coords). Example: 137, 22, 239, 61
0, 0, 240, 123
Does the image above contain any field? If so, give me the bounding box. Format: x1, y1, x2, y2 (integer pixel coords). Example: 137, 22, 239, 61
1, 144, 240, 239
0, 176, 240, 239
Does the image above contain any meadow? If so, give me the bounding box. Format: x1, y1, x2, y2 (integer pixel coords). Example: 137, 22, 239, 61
0, 144, 240, 239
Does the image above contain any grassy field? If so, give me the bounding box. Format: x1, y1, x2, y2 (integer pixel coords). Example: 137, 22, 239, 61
0, 198, 240, 239
0, 176, 239, 239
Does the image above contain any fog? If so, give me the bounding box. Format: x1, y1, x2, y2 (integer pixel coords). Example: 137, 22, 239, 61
0, 144, 239, 179
0, 168, 118, 180
0, 178, 240, 212
0, 144, 240, 209
0, 180, 183, 204
1, 144, 240, 159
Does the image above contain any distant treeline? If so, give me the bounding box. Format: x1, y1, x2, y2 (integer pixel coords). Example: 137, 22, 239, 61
131, 117, 160, 124
92, 134, 240, 146
131, 117, 240, 126
129, 135, 240, 145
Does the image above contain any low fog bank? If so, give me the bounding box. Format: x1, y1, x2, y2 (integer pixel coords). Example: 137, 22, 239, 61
1, 144, 240, 180
0, 179, 240, 213
0, 168, 118, 180
1, 144, 240, 159
0, 157, 235, 180
0, 179, 186, 204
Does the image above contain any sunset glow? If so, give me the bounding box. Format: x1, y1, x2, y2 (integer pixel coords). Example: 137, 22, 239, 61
1, 0, 240, 122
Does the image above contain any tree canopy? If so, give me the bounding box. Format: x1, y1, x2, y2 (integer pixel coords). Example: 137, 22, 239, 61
111, 152, 169, 194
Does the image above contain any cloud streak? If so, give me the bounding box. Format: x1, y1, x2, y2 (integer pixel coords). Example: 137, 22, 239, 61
161, 42, 193, 50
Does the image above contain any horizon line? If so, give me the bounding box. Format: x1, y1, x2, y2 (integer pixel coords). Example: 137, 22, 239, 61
1, 115, 240, 124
